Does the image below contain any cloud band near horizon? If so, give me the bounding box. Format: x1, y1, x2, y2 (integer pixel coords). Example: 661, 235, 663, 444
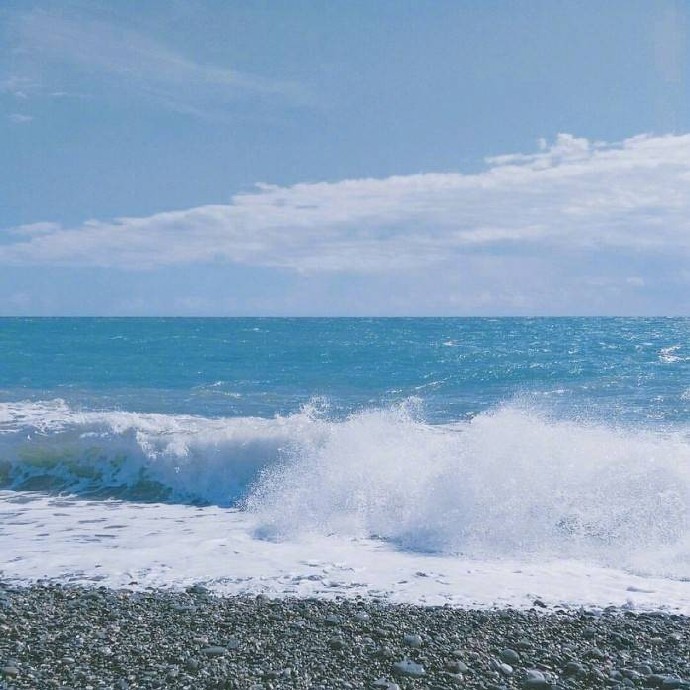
3, 133, 690, 273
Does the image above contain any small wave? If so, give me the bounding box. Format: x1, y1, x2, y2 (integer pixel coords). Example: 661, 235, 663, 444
659, 345, 690, 364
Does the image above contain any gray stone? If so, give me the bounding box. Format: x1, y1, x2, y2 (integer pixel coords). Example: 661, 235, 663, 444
523, 668, 549, 689
371, 677, 401, 690
392, 659, 426, 677
563, 661, 586, 677
490, 657, 513, 676
500, 648, 520, 665
171, 603, 195, 613
647, 677, 670, 688
585, 646, 606, 660
445, 660, 469, 674
622, 668, 644, 681
403, 633, 423, 648
661, 677, 689, 689
377, 645, 394, 659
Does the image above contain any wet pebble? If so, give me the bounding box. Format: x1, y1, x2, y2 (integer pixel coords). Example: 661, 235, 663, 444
0, 580, 689, 690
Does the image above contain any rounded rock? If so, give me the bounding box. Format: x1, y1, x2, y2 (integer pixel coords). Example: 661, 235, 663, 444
500, 648, 520, 665
393, 659, 426, 678
403, 633, 423, 648
523, 669, 549, 689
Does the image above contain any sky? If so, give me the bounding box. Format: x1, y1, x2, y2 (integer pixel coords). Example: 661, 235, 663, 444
1, 0, 690, 316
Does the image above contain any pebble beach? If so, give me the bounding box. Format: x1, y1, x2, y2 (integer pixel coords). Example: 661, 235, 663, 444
4, 322, 690, 688
1, 582, 689, 689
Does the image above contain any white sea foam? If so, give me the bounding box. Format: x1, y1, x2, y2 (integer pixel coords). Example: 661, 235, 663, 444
659, 344, 690, 363
2, 399, 690, 582
3, 491, 690, 612
0, 399, 327, 505
249, 404, 690, 579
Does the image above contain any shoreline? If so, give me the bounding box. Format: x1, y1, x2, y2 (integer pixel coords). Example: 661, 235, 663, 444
1, 582, 689, 689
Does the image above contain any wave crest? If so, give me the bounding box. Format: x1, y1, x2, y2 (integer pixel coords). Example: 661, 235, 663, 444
0, 399, 325, 504
247, 404, 690, 576
2, 399, 690, 576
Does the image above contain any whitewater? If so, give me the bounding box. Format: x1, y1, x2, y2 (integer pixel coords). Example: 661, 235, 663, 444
2, 317, 690, 612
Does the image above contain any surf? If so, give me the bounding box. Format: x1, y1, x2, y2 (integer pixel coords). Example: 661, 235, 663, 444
1, 398, 690, 578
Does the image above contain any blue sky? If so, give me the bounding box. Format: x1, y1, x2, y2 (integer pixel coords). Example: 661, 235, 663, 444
2, 0, 689, 315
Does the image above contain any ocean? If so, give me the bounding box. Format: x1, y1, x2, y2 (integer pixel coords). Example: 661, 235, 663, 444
2, 317, 690, 611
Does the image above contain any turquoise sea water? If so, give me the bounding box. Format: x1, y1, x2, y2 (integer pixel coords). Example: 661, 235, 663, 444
2, 317, 690, 572
4, 318, 690, 598
2, 317, 690, 423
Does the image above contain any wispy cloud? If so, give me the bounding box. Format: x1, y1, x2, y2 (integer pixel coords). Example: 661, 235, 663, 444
0, 76, 38, 99
3, 133, 690, 279
3, 9, 309, 116
7, 113, 33, 124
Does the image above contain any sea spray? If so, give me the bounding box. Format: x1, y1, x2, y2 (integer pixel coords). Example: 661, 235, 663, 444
2, 398, 690, 578
247, 403, 690, 577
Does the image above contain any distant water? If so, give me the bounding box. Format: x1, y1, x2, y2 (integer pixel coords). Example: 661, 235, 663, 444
2, 318, 690, 608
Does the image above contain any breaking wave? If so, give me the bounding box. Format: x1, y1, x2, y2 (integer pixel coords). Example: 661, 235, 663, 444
247, 402, 690, 577
0, 399, 326, 505
2, 398, 690, 576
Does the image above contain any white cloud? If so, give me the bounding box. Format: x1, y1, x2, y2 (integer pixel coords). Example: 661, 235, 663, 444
3, 133, 690, 278
0, 76, 37, 99
7, 113, 33, 124
9, 222, 61, 236
4, 9, 309, 116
